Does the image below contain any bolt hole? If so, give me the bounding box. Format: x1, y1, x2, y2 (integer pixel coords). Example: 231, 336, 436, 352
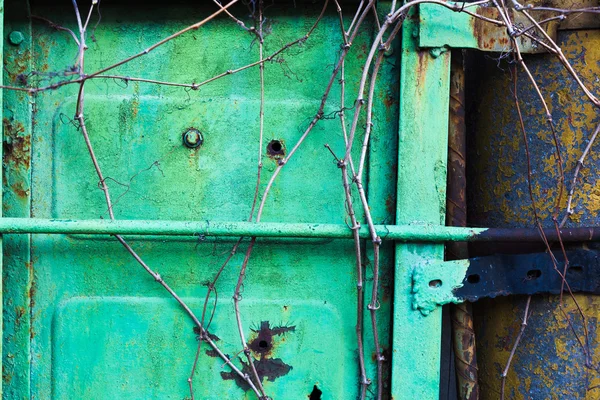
467, 274, 480, 284
182, 128, 203, 149
568, 265, 584, 274
309, 385, 322, 400
429, 279, 442, 288
258, 340, 269, 349
267, 139, 285, 157
526, 269, 542, 280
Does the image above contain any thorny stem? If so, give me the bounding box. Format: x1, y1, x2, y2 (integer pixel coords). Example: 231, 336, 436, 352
500, 296, 531, 400
70, 2, 261, 398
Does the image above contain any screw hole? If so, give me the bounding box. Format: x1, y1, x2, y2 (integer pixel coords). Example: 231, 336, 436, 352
429, 279, 442, 288
526, 269, 542, 280
309, 385, 322, 400
267, 139, 285, 157
568, 265, 584, 274
467, 274, 480, 284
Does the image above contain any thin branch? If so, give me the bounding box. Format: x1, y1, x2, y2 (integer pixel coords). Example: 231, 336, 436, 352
500, 296, 531, 400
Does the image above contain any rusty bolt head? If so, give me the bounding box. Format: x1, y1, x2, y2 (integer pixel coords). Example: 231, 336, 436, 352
8, 31, 24, 46
182, 128, 203, 148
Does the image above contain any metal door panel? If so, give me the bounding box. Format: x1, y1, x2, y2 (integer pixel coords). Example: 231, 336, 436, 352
2, 2, 399, 398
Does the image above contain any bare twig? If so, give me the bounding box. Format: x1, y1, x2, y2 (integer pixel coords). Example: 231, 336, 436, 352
500, 296, 531, 400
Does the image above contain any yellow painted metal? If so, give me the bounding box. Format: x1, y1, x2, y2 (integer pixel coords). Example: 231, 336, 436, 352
470, 29, 600, 399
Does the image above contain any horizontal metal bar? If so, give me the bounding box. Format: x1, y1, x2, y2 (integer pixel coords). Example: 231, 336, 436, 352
0, 218, 598, 242
0, 217, 484, 241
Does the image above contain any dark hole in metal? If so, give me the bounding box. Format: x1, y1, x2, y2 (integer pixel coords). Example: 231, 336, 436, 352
259, 340, 269, 349
568, 265, 584, 274
429, 279, 442, 288
309, 385, 322, 400
267, 139, 285, 157
467, 274, 480, 284
527, 269, 542, 280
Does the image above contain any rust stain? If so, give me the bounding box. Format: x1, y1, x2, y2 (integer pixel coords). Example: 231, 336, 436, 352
266, 139, 286, 161
11, 182, 29, 199
383, 90, 396, 109
3, 118, 31, 171
207, 321, 295, 391
14, 306, 25, 327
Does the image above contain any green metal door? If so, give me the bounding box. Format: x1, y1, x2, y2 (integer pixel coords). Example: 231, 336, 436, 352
3, 2, 403, 398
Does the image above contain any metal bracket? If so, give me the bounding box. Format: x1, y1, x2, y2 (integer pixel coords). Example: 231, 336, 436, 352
418, 3, 559, 54
413, 248, 600, 314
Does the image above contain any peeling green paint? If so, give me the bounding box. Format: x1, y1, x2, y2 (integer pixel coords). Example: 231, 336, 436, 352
412, 258, 469, 314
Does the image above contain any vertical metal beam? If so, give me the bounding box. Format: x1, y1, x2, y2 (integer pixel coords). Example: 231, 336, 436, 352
2, 2, 32, 397
392, 8, 450, 399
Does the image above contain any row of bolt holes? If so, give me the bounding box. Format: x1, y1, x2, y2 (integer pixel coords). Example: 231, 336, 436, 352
428, 265, 585, 288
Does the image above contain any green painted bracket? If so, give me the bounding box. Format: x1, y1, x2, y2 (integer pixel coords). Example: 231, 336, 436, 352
418, 3, 558, 54
412, 259, 469, 315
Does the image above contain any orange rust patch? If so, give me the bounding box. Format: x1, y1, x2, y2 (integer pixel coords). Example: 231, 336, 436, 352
3, 118, 31, 171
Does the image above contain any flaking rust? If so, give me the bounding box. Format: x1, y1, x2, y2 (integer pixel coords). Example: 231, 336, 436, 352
3, 118, 31, 171
204, 321, 295, 392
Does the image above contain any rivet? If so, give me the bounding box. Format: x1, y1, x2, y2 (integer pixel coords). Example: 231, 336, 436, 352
8, 31, 24, 46
182, 128, 203, 148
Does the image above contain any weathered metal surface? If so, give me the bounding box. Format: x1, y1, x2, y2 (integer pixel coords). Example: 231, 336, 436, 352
412, 257, 469, 313
456, 249, 600, 301
447, 50, 479, 400
1, 2, 402, 399
392, 8, 450, 399
2, 1, 31, 398
416, 249, 600, 309
4, 217, 600, 243
468, 29, 600, 399
418, 4, 559, 54
529, 0, 600, 30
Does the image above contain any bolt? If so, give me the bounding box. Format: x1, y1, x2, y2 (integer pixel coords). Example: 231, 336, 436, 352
182, 128, 203, 148
8, 31, 24, 46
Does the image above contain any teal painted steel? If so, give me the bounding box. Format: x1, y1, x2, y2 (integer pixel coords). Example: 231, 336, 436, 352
3, 2, 400, 399
392, 8, 451, 399
3, 1, 32, 398
0, 217, 487, 240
